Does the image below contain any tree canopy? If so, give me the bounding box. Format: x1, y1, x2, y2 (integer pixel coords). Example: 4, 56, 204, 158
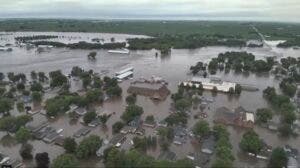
239, 130, 263, 155
51, 154, 79, 168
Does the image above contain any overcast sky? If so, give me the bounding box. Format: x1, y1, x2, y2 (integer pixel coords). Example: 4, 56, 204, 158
1, 0, 300, 22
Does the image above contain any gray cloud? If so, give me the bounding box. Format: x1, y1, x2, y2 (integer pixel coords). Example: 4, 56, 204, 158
0, 0, 300, 22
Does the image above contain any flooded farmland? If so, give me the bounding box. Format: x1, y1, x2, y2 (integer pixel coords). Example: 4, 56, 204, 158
0, 32, 300, 167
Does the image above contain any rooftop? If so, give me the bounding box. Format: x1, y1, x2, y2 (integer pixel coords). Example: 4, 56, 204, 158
130, 82, 165, 90
158, 151, 176, 161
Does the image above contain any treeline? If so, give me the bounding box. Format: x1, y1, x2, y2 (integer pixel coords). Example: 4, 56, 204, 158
263, 87, 296, 136
191, 51, 274, 75
31, 41, 126, 50
103, 148, 193, 168
277, 38, 300, 48
15, 35, 58, 42
127, 34, 246, 51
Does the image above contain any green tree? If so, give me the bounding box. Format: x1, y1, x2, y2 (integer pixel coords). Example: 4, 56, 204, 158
278, 124, 294, 136
175, 98, 192, 112
45, 96, 70, 116
32, 91, 42, 102
106, 86, 122, 97
0, 72, 4, 81
126, 94, 137, 105
71, 66, 84, 77
99, 114, 111, 125
17, 83, 25, 91
93, 76, 103, 88
263, 87, 276, 100
211, 159, 233, 168
235, 84, 242, 94
30, 82, 43, 92
38, 72, 47, 82
17, 102, 24, 112
165, 112, 188, 126
132, 136, 147, 152
51, 154, 79, 168
112, 121, 124, 133
35, 152, 50, 168
192, 120, 210, 138
83, 111, 96, 124
85, 89, 103, 103
76, 135, 102, 158
121, 105, 143, 123
282, 110, 296, 125
239, 130, 263, 155
31, 71, 37, 80
49, 70, 68, 88
19, 143, 33, 160
15, 127, 31, 143
88, 51, 97, 60
268, 148, 288, 168
0, 115, 33, 134
256, 108, 273, 123
63, 137, 77, 153
82, 75, 92, 89
280, 80, 297, 97
7, 72, 15, 82
157, 127, 174, 141
145, 115, 155, 124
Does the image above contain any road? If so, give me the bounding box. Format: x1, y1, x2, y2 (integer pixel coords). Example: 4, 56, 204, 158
251, 25, 272, 49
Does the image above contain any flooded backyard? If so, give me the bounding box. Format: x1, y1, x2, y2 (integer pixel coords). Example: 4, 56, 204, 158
0, 32, 300, 167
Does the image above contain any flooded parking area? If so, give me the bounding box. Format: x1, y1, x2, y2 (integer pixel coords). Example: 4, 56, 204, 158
0, 32, 300, 167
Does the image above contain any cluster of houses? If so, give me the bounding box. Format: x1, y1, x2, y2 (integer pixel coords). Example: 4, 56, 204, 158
24, 103, 107, 147
96, 116, 148, 157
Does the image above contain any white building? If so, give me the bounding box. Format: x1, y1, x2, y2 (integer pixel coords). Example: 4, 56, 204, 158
115, 67, 134, 76
182, 77, 236, 93
116, 71, 133, 80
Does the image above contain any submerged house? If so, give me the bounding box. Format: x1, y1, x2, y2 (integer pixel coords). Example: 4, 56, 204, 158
96, 133, 127, 156
73, 127, 91, 138
74, 107, 87, 116
120, 116, 143, 134
214, 106, 255, 128
201, 135, 216, 154
127, 81, 170, 100
187, 152, 211, 168
173, 126, 188, 145
158, 151, 177, 161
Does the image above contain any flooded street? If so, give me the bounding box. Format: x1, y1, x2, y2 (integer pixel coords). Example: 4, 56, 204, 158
0, 32, 300, 167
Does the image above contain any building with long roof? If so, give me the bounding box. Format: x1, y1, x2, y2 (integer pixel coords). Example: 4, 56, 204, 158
127, 81, 170, 100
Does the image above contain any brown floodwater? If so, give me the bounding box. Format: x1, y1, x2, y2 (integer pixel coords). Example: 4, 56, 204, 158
0, 32, 299, 167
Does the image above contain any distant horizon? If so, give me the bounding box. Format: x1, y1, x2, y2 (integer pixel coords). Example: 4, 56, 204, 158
1, 16, 300, 24
1, 0, 300, 23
